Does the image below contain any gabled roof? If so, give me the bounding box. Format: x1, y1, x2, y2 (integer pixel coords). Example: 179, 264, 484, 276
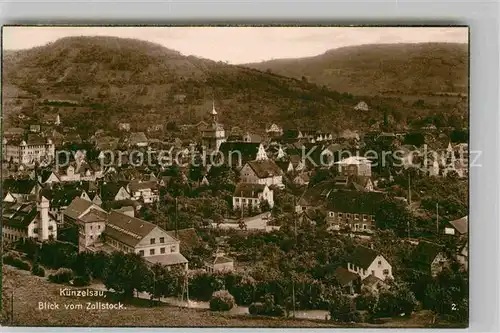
219, 142, 261, 162
412, 241, 444, 266
348, 245, 379, 269
146, 253, 188, 266
2, 202, 38, 230
128, 180, 158, 192
79, 209, 108, 223
275, 160, 292, 173
129, 132, 148, 144
246, 160, 283, 179
214, 256, 233, 265
448, 216, 468, 235
327, 190, 386, 214
100, 182, 130, 201
64, 197, 99, 220
3, 178, 37, 195
234, 183, 266, 198
334, 267, 359, 286
104, 210, 164, 247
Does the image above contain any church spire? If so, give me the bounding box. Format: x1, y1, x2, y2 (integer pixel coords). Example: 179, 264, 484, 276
211, 100, 218, 125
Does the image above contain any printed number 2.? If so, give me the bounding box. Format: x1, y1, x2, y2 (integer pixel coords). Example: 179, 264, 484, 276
451, 303, 457, 311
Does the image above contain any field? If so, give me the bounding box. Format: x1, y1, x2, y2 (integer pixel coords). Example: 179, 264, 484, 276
1, 265, 453, 328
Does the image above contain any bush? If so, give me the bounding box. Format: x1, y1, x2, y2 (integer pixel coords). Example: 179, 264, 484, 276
48, 268, 74, 284
3, 254, 31, 271
31, 264, 46, 277
248, 302, 285, 317
72, 275, 91, 287
209, 290, 235, 311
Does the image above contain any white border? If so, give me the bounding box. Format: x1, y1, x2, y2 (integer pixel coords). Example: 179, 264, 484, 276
0, 0, 499, 332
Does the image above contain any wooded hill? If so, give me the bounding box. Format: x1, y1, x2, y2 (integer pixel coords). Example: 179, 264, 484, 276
3, 37, 467, 137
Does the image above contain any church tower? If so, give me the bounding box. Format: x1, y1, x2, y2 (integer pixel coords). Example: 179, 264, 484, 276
202, 101, 226, 152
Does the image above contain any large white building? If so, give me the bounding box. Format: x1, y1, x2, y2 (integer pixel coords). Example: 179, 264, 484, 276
66, 197, 189, 270
2, 196, 58, 242
2, 135, 55, 167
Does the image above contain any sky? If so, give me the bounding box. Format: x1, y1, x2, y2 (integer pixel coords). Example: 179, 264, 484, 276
3, 26, 468, 64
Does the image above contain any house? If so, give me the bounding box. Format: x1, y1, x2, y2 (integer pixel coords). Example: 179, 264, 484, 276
240, 160, 284, 188
100, 210, 188, 270
30, 125, 41, 133
331, 176, 374, 192
293, 173, 310, 186
2, 196, 57, 242
295, 180, 334, 213
444, 216, 468, 237
2, 136, 55, 166
233, 183, 274, 210
118, 123, 131, 131
347, 245, 393, 281
456, 241, 468, 271
100, 182, 131, 202
128, 132, 149, 147
334, 156, 372, 177
2, 178, 38, 203
63, 197, 106, 225
128, 180, 159, 204
218, 142, 266, 167
334, 267, 361, 295
266, 123, 283, 137
205, 255, 235, 273
243, 132, 262, 143
325, 191, 386, 232
412, 241, 449, 277
354, 101, 369, 111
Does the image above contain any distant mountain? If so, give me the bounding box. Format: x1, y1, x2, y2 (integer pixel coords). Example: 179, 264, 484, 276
2, 37, 467, 137
246, 43, 468, 96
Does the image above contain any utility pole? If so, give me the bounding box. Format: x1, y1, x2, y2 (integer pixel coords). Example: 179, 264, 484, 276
11, 291, 14, 325
408, 172, 412, 205
175, 197, 178, 238
436, 203, 439, 236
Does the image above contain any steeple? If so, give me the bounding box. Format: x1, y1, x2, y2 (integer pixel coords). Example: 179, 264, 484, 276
211, 100, 218, 126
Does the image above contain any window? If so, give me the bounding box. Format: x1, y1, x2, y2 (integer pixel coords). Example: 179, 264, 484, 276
33, 228, 38, 234
371, 270, 375, 276
378, 260, 382, 267
235, 198, 239, 203
170, 245, 176, 252
363, 224, 367, 230
346, 213, 351, 219
90, 225, 93, 230
354, 224, 359, 230
139, 250, 144, 256
90, 235, 93, 240
329, 212, 334, 217
150, 238, 155, 245
363, 214, 368, 221
150, 249, 155, 255
354, 214, 359, 220
160, 237, 165, 243
338, 213, 343, 218
98, 225, 101, 229
160, 247, 166, 254
48, 225, 53, 231
383, 269, 389, 275
302, 206, 306, 211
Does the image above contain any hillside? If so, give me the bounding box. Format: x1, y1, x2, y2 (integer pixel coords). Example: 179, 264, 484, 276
2, 37, 467, 137
246, 43, 468, 97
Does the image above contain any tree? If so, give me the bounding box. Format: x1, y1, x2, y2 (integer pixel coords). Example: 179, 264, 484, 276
328, 289, 359, 322
375, 197, 413, 236
104, 252, 151, 298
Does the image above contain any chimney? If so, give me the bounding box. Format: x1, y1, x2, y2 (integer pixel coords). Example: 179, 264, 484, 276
38, 196, 50, 241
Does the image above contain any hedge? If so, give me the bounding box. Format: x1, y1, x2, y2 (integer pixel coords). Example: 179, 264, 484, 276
249, 302, 285, 317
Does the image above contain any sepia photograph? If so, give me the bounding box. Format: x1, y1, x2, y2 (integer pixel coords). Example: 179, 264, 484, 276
1, 26, 469, 328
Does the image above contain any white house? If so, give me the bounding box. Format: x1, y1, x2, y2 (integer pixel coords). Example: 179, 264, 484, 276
240, 160, 284, 188
233, 183, 274, 210
347, 245, 393, 281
